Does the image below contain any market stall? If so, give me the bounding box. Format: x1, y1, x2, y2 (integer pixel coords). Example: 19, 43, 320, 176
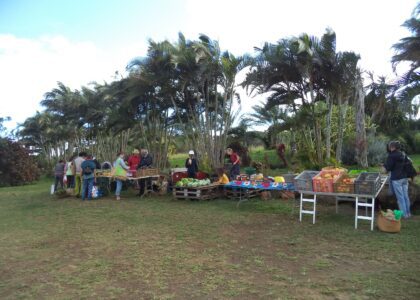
224, 176, 295, 206
95, 168, 160, 197
294, 169, 388, 231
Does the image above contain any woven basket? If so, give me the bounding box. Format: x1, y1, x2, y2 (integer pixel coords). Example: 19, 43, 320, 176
377, 213, 401, 233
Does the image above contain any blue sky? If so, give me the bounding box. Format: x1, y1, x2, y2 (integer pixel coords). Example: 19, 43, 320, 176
0, 0, 418, 131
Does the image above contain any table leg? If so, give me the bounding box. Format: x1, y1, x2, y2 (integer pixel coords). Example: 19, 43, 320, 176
371, 197, 375, 231
355, 196, 358, 229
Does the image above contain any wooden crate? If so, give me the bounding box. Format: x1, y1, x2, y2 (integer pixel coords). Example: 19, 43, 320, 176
312, 170, 343, 193
333, 176, 355, 194
138, 168, 159, 177
173, 184, 221, 200
224, 186, 262, 200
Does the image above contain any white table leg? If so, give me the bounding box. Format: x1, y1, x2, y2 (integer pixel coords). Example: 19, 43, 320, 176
355, 196, 358, 229
371, 197, 375, 231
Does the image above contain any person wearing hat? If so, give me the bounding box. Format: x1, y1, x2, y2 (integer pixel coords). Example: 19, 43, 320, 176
185, 150, 198, 178
128, 149, 141, 174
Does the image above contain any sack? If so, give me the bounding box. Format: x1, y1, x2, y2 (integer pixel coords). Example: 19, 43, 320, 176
404, 155, 417, 179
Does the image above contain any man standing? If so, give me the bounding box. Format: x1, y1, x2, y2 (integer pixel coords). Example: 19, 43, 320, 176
226, 148, 240, 180
73, 152, 86, 197
185, 150, 198, 178
384, 141, 411, 219
137, 149, 153, 197
80, 154, 96, 201
277, 143, 288, 167
53, 159, 65, 192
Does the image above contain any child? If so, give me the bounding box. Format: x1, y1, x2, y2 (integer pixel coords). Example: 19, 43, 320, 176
216, 168, 230, 184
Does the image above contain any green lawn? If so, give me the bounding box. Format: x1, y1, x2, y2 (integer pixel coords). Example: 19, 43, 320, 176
0, 179, 419, 299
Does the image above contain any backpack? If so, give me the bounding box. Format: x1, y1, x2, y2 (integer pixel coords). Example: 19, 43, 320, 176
404, 155, 417, 179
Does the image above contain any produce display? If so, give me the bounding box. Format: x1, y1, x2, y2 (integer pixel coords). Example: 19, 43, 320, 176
312, 170, 344, 193
175, 178, 211, 188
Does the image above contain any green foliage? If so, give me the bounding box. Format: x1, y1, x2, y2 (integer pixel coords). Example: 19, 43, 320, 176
0, 138, 40, 186
341, 135, 388, 166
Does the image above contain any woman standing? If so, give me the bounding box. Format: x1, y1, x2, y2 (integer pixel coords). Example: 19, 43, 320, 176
114, 152, 129, 201
226, 148, 240, 180
64, 156, 75, 189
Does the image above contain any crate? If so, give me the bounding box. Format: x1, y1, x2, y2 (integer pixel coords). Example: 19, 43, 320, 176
282, 173, 297, 183
173, 184, 220, 200
333, 175, 355, 194
354, 172, 381, 195
312, 170, 344, 193
322, 166, 348, 172
138, 168, 159, 177
294, 171, 319, 191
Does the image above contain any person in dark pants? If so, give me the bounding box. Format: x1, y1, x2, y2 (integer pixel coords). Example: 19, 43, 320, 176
137, 149, 153, 197
226, 148, 240, 180
80, 155, 96, 200
384, 141, 411, 218
185, 150, 198, 178
54, 159, 65, 192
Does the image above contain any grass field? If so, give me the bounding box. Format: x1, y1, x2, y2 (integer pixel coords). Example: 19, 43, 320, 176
1, 179, 419, 299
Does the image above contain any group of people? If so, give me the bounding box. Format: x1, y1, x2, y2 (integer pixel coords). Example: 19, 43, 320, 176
53, 148, 153, 201
184, 148, 240, 182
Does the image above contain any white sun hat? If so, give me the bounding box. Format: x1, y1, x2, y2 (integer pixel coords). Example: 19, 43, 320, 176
188, 150, 195, 155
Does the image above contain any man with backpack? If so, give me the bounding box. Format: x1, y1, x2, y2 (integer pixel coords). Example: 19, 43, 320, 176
80, 154, 96, 201
384, 141, 412, 219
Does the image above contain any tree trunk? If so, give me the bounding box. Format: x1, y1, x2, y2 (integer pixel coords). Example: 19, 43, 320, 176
335, 96, 348, 163
325, 94, 333, 161
355, 78, 368, 168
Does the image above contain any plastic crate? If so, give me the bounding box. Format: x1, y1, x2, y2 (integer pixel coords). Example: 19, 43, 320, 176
294, 171, 319, 191
333, 175, 355, 194
282, 173, 296, 183
312, 170, 344, 193
354, 172, 380, 195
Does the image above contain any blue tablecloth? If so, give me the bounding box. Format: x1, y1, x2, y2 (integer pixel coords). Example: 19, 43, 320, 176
225, 181, 295, 191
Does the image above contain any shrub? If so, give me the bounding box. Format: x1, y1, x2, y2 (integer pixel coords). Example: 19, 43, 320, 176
0, 138, 40, 186
341, 136, 388, 166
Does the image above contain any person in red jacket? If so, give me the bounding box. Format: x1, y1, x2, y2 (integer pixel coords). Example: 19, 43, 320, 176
128, 149, 141, 175
226, 148, 240, 180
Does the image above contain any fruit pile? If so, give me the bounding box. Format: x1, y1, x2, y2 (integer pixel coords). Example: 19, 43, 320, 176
175, 178, 211, 187
313, 170, 344, 192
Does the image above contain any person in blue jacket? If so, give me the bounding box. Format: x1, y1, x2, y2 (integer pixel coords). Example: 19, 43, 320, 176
384, 141, 411, 218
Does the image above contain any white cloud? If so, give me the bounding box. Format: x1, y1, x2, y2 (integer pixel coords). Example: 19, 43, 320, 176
0, 34, 147, 130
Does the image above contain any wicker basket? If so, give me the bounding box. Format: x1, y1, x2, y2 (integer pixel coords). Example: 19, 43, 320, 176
377, 213, 401, 233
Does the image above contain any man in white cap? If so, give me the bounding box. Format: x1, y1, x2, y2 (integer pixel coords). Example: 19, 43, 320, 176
185, 150, 198, 178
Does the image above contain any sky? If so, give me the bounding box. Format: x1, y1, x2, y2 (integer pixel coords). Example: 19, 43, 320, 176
0, 0, 418, 132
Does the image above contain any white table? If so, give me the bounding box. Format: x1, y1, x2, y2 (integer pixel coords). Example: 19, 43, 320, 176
297, 175, 388, 230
